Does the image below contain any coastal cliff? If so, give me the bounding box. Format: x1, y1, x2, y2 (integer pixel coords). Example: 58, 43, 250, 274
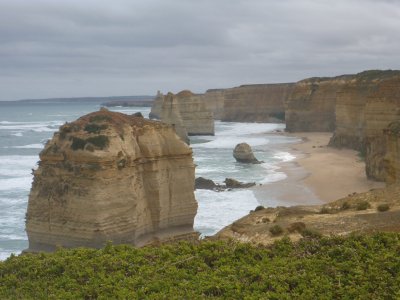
26, 110, 198, 252
175, 90, 214, 135
329, 70, 400, 181
384, 121, 400, 185
285, 76, 351, 132
203, 89, 225, 120
221, 83, 293, 122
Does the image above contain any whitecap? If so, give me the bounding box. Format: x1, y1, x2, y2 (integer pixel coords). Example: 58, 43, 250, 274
0, 177, 32, 191
273, 151, 296, 162
7, 144, 44, 149
194, 189, 259, 236
0, 155, 38, 168
192, 136, 269, 149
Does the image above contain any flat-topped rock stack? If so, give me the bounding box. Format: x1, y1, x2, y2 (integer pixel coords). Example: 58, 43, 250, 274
26, 109, 198, 252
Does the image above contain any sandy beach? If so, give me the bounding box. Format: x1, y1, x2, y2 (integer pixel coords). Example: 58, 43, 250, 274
253, 132, 385, 206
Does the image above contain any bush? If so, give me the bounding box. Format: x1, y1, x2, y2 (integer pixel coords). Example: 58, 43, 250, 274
287, 222, 306, 233
341, 201, 351, 210
377, 204, 390, 212
301, 228, 322, 239
84, 123, 108, 134
86, 135, 109, 149
70, 137, 86, 150
1, 234, 400, 298
269, 225, 284, 236
254, 205, 265, 212
356, 201, 371, 211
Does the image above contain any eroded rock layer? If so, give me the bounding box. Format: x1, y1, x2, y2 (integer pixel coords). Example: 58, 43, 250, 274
26, 110, 198, 252
285, 76, 351, 132
221, 84, 293, 122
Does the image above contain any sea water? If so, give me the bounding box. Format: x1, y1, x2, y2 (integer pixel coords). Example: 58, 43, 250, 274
0, 101, 299, 260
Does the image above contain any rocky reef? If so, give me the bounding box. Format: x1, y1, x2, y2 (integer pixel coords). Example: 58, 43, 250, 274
329, 70, 400, 181
221, 83, 293, 122
25, 109, 198, 252
285, 75, 352, 132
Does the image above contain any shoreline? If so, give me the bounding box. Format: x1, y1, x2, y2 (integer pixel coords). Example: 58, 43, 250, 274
253, 131, 385, 207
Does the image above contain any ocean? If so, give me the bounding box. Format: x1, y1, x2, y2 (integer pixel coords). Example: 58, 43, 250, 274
0, 101, 299, 260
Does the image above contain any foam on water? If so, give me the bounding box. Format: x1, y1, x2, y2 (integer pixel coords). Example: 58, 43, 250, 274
0, 177, 32, 191
194, 189, 259, 236
5, 144, 44, 149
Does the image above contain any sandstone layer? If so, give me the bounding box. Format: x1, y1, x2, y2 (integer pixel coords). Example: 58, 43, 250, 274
221, 84, 293, 122
329, 70, 400, 181
26, 110, 198, 252
285, 76, 352, 132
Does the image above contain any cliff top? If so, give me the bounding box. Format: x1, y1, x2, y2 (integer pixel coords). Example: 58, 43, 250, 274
176, 90, 195, 97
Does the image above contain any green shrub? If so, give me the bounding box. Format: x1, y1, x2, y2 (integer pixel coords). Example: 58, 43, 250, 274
1, 234, 400, 299
341, 201, 351, 210
269, 224, 284, 236
377, 203, 390, 212
287, 222, 306, 233
86, 135, 109, 149
254, 205, 265, 212
301, 228, 322, 239
70, 137, 86, 150
84, 123, 108, 134
356, 201, 371, 211
89, 115, 112, 123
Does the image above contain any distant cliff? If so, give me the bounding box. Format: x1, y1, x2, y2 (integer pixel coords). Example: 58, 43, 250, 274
285, 76, 352, 132
221, 83, 293, 122
26, 109, 198, 252
329, 70, 400, 181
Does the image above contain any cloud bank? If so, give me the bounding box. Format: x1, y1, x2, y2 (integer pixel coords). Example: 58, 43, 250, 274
0, 0, 399, 100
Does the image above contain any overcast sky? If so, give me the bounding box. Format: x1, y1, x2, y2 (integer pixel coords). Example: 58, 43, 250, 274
1, 0, 399, 100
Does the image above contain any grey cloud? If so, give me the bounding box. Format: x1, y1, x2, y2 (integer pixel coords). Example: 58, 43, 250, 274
0, 0, 399, 100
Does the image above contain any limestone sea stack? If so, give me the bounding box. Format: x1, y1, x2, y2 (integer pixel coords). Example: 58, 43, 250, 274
149, 90, 163, 119
25, 109, 198, 252
160, 92, 190, 144
233, 143, 260, 164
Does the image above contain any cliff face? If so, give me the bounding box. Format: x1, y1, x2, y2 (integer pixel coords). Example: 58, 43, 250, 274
160, 93, 190, 144
221, 83, 293, 122
384, 122, 400, 185
285, 76, 352, 132
26, 110, 198, 252
203, 89, 225, 120
175, 90, 215, 135
329, 71, 400, 181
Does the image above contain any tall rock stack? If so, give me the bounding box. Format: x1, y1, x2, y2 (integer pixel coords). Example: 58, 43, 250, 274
149, 90, 163, 119
160, 93, 190, 144
26, 110, 198, 252
384, 121, 400, 185
175, 90, 214, 136
285, 76, 351, 132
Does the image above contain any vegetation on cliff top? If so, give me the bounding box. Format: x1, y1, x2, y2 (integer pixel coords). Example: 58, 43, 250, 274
1, 233, 400, 299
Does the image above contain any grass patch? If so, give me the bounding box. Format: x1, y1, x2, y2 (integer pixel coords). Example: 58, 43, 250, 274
86, 135, 109, 149
89, 115, 112, 123
70, 137, 87, 151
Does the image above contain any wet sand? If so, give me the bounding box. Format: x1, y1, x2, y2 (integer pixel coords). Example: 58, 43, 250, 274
253, 132, 385, 206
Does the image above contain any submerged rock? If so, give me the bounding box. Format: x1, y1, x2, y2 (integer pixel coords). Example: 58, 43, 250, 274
233, 143, 261, 164
224, 178, 256, 189
26, 109, 198, 252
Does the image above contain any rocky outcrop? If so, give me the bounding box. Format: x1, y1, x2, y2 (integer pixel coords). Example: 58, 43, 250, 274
149, 91, 163, 119
160, 93, 190, 144
195, 177, 218, 190
329, 70, 400, 181
25, 110, 198, 252
224, 178, 256, 189
233, 143, 260, 164
285, 76, 352, 132
221, 84, 293, 122
175, 90, 214, 135
214, 185, 400, 245
384, 121, 400, 185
